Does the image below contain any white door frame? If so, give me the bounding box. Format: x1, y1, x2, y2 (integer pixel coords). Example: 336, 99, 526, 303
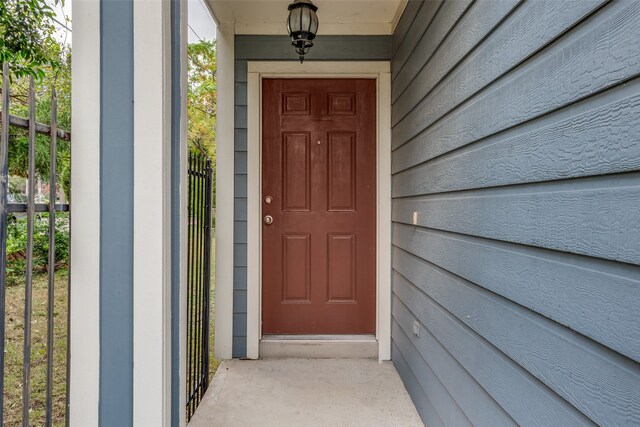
246, 61, 391, 361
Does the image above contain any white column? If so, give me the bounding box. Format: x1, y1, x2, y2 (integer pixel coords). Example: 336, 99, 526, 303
377, 71, 392, 362
246, 70, 260, 360
132, 0, 174, 425
70, 0, 101, 424
214, 22, 235, 360
71, 1, 186, 424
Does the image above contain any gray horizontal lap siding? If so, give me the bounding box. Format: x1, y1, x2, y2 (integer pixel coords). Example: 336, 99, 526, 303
232, 35, 392, 358
391, 1, 640, 426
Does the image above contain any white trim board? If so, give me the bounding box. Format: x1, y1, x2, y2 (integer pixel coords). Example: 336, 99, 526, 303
206, 0, 406, 35
392, 0, 409, 34
246, 61, 392, 361
213, 22, 235, 360
133, 1, 173, 424
70, 0, 101, 423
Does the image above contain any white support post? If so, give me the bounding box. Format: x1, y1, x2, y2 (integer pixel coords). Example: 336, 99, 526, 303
133, 0, 173, 425
246, 71, 260, 360
214, 22, 235, 360
71, 1, 186, 424
377, 71, 392, 361
70, 0, 101, 424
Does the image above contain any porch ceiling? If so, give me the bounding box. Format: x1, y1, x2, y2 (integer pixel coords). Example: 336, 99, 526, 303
206, 0, 407, 35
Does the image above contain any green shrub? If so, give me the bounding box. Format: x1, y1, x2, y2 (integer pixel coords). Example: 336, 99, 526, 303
6, 212, 69, 286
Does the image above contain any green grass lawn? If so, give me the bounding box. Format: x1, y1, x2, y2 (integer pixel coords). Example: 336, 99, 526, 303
4, 270, 69, 427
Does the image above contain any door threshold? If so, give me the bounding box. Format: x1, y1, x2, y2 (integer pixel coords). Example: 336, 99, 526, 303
259, 334, 378, 359
262, 334, 376, 341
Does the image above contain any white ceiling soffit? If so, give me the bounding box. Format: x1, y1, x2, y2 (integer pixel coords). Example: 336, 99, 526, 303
206, 0, 408, 35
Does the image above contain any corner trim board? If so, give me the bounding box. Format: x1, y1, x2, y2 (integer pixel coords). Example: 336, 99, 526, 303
214, 22, 236, 360
70, 0, 101, 423
133, 1, 173, 424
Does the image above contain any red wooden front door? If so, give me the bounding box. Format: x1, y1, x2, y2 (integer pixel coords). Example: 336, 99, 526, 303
262, 79, 377, 334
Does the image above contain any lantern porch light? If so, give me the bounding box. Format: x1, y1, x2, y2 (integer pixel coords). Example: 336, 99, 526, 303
287, 0, 319, 63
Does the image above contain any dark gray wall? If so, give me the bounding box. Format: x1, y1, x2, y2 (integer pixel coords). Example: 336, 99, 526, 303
170, 1, 183, 425
100, 0, 134, 425
233, 35, 392, 357
390, 0, 640, 425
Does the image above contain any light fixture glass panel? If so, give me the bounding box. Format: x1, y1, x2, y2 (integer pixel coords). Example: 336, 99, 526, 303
289, 8, 302, 33
310, 11, 318, 34
301, 7, 311, 32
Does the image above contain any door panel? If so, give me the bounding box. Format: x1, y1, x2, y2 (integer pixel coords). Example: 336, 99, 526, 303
282, 234, 311, 302
327, 132, 356, 211
327, 233, 357, 303
282, 132, 311, 211
262, 79, 376, 334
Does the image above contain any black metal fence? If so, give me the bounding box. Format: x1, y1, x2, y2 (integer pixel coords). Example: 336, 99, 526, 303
0, 63, 71, 426
186, 152, 213, 420
1, 62, 213, 424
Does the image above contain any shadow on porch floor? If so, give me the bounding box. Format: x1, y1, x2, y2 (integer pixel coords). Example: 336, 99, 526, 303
188, 358, 423, 427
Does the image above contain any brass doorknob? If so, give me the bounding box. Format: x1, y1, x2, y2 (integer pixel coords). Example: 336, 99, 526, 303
264, 215, 274, 225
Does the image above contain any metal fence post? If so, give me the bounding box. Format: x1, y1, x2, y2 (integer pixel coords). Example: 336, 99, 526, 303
22, 76, 37, 427
186, 153, 213, 421
0, 63, 71, 426
203, 158, 212, 392
45, 87, 58, 427
0, 61, 11, 426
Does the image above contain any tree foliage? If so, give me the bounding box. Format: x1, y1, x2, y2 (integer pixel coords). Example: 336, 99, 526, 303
7, 50, 71, 200
0, 0, 71, 200
188, 40, 216, 158
188, 40, 216, 210
6, 213, 69, 286
0, 0, 64, 79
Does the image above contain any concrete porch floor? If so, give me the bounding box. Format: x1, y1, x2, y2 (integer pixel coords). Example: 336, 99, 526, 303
188, 359, 424, 427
